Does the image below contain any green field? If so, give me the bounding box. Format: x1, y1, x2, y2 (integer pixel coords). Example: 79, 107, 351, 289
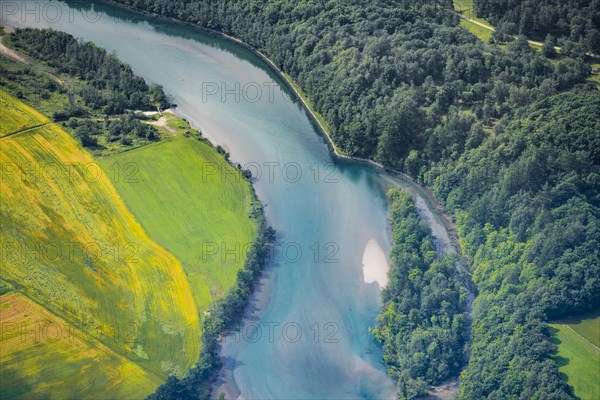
454, 0, 496, 43
550, 314, 600, 400
0, 90, 200, 398
566, 314, 600, 347
99, 115, 258, 314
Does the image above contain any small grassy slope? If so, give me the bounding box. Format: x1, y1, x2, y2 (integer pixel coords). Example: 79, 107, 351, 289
453, 0, 489, 26
99, 119, 257, 314
550, 314, 600, 400
453, 0, 495, 43
589, 63, 600, 87
0, 292, 162, 399
0, 90, 200, 397
459, 19, 492, 42
0, 89, 48, 137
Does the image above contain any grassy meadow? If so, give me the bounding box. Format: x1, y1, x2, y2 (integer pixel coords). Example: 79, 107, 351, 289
453, 0, 496, 42
453, 0, 491, 26
0, 90, 200, 397
589, 63, 600, 86
550, 314, 600, 400
99, 114, 258, 314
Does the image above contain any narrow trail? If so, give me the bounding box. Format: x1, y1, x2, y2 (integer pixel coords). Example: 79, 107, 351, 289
1, 29, 75, 95
143, 109, 177, 135
0, 26, 28, 63
1, 123, 53, 140
452, 7, 600, 57
0, 40, 27, 63
455, 11, 559, 50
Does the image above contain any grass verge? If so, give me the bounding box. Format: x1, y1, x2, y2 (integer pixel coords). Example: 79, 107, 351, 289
550, 314, 600, 400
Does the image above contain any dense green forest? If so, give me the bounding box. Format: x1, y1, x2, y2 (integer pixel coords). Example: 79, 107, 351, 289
10, 28, 169, 114
427, 88, 600, 399
102, 0, 599, 398
373, 189, 468, 399
67, 114, 159, 147
473, 0, 600, 54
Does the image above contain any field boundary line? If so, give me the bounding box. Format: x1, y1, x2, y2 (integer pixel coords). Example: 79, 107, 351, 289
1, 122, 53, 140
565, 325, 600, 352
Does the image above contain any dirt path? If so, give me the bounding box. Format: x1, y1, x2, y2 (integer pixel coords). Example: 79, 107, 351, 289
143, 109, 177, 135
1, 24, 15, 34
455, 12, 560, 50
0, 37, 27, 64
454, 9, 600, 57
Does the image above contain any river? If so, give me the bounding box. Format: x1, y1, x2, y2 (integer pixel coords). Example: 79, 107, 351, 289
2, 2, 461, 398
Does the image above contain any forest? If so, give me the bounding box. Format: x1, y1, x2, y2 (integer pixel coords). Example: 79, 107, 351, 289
473, 0, 600, 54
67, 114, 159, 147
10, 28, 170, 114
426, 88, 600, 399
110, 0, 589, 170
373, 189, 468, 399
99, 0, 598, 398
